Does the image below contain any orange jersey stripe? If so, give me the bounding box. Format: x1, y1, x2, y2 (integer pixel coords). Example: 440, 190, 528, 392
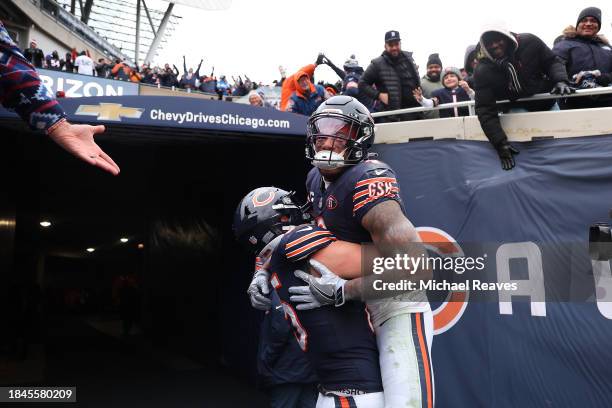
286, 237, 336, 259
416, 313, 433, 408
355, 176, 397, 188
352, 189, 370, 201
353, 186, 399, 204
285, 230, 333, 250
353, 188, 400, 212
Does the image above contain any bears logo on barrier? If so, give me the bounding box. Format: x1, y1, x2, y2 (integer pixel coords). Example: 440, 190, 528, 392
416, 226, 469, 335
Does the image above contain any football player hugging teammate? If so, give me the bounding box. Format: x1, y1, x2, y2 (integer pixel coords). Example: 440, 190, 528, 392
234, 96, 434, 408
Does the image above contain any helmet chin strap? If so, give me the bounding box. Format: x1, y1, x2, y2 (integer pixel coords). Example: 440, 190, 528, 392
312, 150, 348, 170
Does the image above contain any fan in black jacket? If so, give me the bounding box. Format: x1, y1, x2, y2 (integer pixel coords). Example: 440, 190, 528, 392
473, 26, 573, 170
358, 30, 422, 122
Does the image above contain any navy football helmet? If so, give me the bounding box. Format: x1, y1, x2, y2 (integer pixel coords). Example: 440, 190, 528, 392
306, 95, 375, 169
233, 187, 311, 254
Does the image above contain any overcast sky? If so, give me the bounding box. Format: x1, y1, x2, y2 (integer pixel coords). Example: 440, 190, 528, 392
151, 0, 610, 84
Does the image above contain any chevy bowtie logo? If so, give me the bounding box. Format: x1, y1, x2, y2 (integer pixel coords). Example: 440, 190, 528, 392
75, 103, 144, 121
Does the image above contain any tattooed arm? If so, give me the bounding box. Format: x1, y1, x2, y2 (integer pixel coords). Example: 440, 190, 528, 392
343, 200, 431, 301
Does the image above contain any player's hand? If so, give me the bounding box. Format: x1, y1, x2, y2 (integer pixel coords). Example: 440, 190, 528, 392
289, 259, 347, 310
247, 268, 271, 311
47, 121, 120, 175
287, 284, 324, 310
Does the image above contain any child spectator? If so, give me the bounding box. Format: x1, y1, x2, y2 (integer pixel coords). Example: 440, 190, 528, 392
413, 67, 474, 118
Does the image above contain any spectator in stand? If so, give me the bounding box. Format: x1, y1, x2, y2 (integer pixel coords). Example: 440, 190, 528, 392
216, 75, 230, 99
553, 7, 612, 109
322, 82, 339, 97
280, 54, 326, 111
286, 70, 330, 115
232, 76, 248, 97
278, 65, 287, 87
23, 40, 44, 68
128, 66, 142, 83
421, 53, 444, 119
111, 59, 131, 81
198, 74, 217, 94
474, 25, 573, 170
159, 63, 179, 87
74, 50, 94, 76
180, 56, 203, 90
47, 51, 63, 71
428, 67, 474, 118
463, 44, 479, 88
141, 65, 158, 85
95, 58, 112, 78
248, 90, 274, 109
64, 52, 75, 73
319, 53, 374, 109
359, 30, 423, 122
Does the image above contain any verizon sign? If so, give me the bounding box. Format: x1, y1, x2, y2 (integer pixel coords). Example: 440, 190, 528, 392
38, 69, 139, 97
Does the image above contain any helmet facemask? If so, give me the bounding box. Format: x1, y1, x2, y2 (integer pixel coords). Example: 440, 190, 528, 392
306, 113, 373, 169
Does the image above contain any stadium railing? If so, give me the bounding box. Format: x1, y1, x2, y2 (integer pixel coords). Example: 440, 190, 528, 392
371, 87, 612, 119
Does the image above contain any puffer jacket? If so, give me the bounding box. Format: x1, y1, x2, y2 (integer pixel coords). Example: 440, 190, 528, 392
473, 28, 569, 146
359, 50, 421, 113
552, 26, 612, 86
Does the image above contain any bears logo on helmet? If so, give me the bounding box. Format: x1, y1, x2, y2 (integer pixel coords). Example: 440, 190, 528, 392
233, 187, 311, 254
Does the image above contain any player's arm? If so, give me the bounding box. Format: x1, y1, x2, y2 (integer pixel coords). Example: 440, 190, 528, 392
343, 200, 431, 301
309, 241, 373, 280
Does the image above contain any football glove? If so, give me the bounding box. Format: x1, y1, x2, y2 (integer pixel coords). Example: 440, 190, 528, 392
289, 259, 347, 310
247, 268, 271, 311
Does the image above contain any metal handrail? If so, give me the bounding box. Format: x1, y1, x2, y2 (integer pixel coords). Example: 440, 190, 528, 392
371, 86, 612, 118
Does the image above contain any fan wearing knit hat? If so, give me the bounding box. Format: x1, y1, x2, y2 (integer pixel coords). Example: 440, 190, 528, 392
429, 67, 474, 119
552, 6, 612, 109
421, 53, 444, 119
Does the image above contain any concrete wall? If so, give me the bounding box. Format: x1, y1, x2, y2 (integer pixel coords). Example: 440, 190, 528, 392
29, 25, 70, 58
9, 0, 109, 62
375, 107, 612, 144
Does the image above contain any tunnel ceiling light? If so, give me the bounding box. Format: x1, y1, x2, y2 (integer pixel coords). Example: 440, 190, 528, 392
120, 238, 129, 243
137, 243, 144, 249
40, 221, 52, 228
86, 248, 95, 253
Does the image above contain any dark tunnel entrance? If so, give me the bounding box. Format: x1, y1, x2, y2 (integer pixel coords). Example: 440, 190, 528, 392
0, 124, 310, 406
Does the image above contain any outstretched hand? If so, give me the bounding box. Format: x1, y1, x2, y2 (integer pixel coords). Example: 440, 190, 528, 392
48, 121, 120, 175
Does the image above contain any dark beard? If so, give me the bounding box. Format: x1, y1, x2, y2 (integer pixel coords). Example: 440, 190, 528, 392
428, 73, 440, 82
384, 50, 401, 61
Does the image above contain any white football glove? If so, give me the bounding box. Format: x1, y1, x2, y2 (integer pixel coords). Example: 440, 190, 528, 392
288, 259, 347, 310
247, 268, 271, 311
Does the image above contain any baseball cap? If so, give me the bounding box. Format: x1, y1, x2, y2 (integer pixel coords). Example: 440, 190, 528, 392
385, 30, 401, 43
